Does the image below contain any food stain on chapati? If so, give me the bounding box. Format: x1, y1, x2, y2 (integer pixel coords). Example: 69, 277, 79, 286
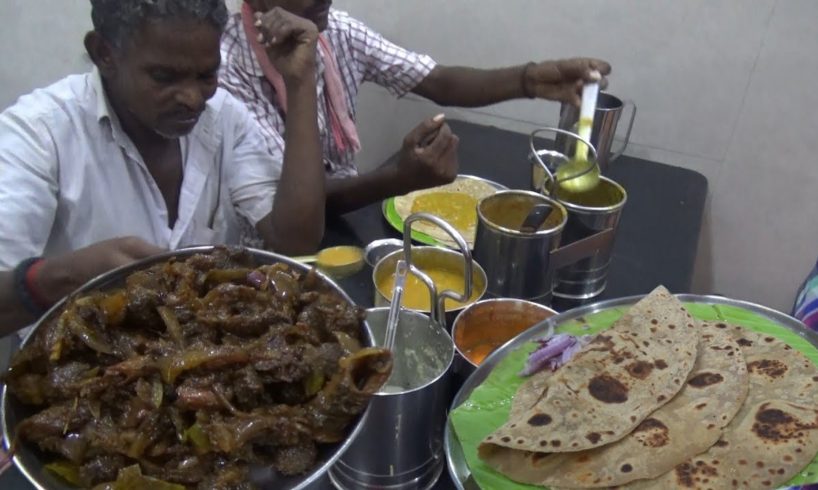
747, 359, 789, 379
527, 413, 552, 426
625, 360, 654, 379
674, 460, 719, 487
752, 404, 818, 443
632, 417, 670, 448
588, 374, 629, 403
687, 372, 724, 388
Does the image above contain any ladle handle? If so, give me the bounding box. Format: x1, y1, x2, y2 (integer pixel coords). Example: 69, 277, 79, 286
408, 264, 444, 327
383, 260, 408, 351
529, 127, 598, 194
403, 213, 474, 324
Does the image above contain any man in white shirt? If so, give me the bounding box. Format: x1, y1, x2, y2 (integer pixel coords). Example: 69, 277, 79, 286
0, 0, 327, 335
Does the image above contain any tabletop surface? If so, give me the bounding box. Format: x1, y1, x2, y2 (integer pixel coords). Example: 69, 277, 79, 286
0, 119, 708, 489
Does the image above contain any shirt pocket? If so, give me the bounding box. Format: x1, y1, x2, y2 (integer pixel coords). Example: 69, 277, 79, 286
184, 208, 235, 247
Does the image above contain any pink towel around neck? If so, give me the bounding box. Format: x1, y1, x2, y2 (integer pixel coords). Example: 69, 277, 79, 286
241, 3, 361, 154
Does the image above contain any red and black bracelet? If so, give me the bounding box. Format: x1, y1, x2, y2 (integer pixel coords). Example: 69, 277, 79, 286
13, 257, 49, 317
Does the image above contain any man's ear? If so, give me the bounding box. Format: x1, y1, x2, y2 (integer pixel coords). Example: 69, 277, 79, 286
84, 31, 117, 78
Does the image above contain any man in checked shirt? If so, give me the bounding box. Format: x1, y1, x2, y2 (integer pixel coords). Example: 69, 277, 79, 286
221, 0, 611, 215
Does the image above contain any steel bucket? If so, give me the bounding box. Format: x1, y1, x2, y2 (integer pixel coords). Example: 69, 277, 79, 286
473, 190, 567, 303
552, 177, 627, 300
329, 307, 454, 490
555, 91, 636, 173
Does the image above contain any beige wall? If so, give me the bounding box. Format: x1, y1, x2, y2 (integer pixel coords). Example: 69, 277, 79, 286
1, 1, 816, 312
334, 0, 818, 312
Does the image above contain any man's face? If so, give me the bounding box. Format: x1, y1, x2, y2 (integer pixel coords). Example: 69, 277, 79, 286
247, 0, 332, 31
103, 19, 221, 139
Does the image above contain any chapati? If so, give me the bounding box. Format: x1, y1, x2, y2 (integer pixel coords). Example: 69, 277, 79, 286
479, 286, 699, 457
394, 177, 496, 247
486, 323, 748, 489
623, 325, 818, 490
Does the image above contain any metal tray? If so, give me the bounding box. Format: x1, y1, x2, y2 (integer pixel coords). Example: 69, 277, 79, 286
381, 174, 508, 249
444, 294, 818, 489
1, 246, 374, 490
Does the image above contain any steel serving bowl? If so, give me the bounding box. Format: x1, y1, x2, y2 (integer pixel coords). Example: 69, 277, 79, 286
1, 246, 375, 490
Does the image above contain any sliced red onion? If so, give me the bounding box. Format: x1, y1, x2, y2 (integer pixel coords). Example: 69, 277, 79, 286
519, 334, 592, 377
246, 270, 266, 289
519, 334, 576, 377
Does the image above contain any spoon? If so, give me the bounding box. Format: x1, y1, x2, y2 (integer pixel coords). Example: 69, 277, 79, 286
292, 245, 365, 278
519, 204, 554, 233
384, 259, 409, 352
555, 71, 602, 193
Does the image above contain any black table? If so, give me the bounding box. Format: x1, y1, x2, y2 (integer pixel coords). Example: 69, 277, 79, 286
0, 120, 707, 489
324, 119, 708, 307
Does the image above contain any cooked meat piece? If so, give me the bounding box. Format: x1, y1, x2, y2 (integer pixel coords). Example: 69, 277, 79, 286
203, 406, 310, 453
197, 464, 253, 490
232, 366, 266, 409
252, 344, 318, 383
17, 399, 94, 442
316, 343, 345, 378
79, 453, 126, 486
307, 348, 393, 443
6, 372, 47, 405
273, 440, 318, 476
197, 283, 295, 336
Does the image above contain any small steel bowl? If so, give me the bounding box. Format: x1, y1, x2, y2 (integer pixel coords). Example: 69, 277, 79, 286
372, 246, 488, 327
451, 298, 557, 380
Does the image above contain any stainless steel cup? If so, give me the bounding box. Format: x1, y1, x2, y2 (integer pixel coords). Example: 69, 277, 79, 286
552, 176, 627, 300
473, 191, 567, 304
555, 92, 637, 173
329, 308, 454, 490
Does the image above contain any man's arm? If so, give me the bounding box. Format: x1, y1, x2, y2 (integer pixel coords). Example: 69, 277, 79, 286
0, 238, 165, 336
326, 115, 459, 214
412, 59, 611, 108
251, 8, 326, 255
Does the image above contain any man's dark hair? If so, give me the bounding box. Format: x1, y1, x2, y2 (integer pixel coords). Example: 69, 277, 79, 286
90, 0, 229, 48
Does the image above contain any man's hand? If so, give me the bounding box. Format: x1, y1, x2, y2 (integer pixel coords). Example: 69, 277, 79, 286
395, 114, 460, 193
524, 58, 612, 106
36, 237, 166, 305
254, 7, 319, 85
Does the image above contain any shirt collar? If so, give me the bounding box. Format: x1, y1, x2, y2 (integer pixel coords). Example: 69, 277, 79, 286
232, 13, 265, 78
91, 67, 115, 123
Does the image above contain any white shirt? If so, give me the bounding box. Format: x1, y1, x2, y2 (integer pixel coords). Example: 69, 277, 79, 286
0, 69, 282, 269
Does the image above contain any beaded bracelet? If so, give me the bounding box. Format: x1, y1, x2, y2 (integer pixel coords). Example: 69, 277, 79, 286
13, 257, 47, 317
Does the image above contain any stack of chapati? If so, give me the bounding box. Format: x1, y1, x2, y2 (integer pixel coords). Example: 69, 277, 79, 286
478, 286, 818, 489
394, 176, 497, 248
